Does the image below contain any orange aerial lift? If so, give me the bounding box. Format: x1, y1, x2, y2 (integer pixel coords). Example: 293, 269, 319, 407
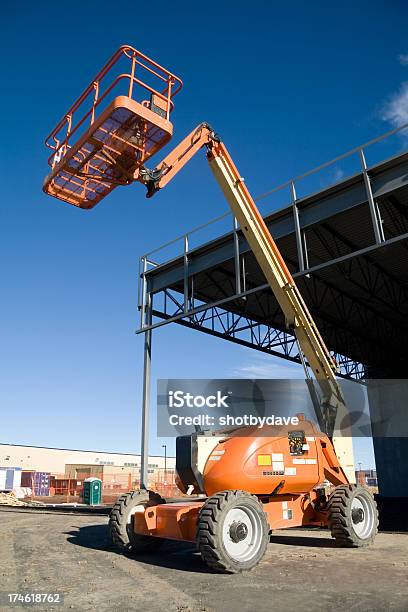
43, 45, 378, 573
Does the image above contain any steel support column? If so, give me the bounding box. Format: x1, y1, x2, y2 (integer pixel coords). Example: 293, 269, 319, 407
183, 235, 189, 314
291, 180, 305, 272
359, 149, 385, 245
233, 217, 242, 294
140, 291, 153, 490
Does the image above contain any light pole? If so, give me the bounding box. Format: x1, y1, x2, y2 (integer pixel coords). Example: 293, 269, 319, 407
358, 462, 363, 486
162, 444, 167, 483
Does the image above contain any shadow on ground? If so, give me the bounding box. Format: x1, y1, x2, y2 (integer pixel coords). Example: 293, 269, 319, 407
66, 523, 338, 573
269, 533, 337, 548
65, 523, 210, 573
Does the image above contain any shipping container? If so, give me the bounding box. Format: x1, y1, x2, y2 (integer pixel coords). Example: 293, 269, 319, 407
0, 467, 22, 491
33, 472, 50, 496
21, 470, 35, 488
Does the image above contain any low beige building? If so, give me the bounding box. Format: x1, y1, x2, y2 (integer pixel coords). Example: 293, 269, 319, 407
0, 444, 175, 475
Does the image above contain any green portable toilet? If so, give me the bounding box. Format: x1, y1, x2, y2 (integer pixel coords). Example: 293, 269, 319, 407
83, 477, 102, 505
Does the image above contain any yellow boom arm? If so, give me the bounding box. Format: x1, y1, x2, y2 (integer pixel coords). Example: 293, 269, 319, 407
137, 123, 355, 481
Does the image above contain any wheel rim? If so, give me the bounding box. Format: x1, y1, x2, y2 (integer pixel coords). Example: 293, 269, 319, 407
350, 494, 375, 539
127, 503, 145, 524
222, 505, 263, 562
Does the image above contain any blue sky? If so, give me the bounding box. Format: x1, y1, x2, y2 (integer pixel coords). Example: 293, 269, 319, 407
2, 0, 407, 469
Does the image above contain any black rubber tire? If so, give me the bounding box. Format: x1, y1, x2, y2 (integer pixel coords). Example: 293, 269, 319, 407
197, 490, 269, 573
109, 490, 165, 554
327, 484, 378, 547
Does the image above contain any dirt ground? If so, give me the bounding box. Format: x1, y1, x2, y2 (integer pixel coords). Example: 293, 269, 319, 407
1, 509, 407, 612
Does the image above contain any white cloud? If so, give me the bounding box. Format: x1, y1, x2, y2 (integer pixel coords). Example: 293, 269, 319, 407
230, 352, 303, 379
398, 54, 408, 66
381, 81, 408, 128
333, 167, 345, 182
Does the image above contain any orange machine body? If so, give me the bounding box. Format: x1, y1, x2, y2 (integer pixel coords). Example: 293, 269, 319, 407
204, 429, 323, 497
134, 420, 348, 543
134, 495, 324, 544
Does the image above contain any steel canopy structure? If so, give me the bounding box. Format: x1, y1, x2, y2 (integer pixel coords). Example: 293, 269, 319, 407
138, 143, 408, 379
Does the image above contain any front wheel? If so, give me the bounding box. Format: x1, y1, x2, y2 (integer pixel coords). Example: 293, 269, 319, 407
327, 484, 378, 547
109, 490, 165, 554
197, 490, 269, 573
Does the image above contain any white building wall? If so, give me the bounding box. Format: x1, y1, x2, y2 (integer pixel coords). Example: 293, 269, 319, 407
0, 444, 175, 475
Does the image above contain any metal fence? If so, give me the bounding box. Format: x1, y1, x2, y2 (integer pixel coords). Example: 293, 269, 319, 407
24, 468, 180, 504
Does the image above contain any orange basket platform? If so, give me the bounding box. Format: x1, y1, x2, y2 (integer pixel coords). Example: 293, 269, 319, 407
43, 45, 182, 209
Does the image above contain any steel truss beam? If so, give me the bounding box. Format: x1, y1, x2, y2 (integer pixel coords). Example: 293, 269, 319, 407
310, 221, 408, 320
151, 288, 367, 380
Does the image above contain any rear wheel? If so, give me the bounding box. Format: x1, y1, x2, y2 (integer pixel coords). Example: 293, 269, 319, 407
327, 484, 378, 547
109, 490, 165, 554
197, 490, 269, 573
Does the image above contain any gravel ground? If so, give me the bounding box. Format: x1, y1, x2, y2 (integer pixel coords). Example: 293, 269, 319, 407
0, 508, 407, 612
